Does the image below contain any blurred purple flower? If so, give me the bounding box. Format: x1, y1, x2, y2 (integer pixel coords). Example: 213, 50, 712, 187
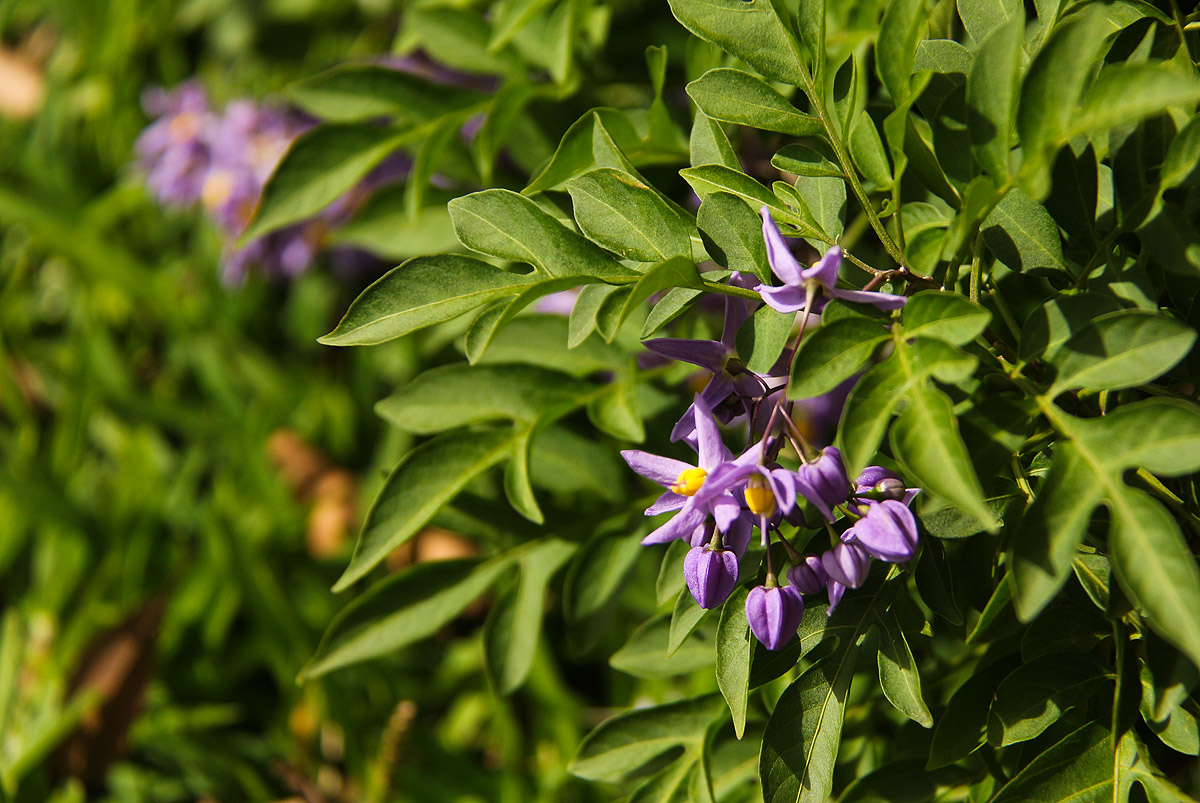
758, 208, 906, 314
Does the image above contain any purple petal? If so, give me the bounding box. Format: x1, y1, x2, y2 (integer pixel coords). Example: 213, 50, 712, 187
621, 450, 692, 488
723, 512, 754, 556
645, 491, 687, 516
693, 393, 727, 470
759, 283, 808, 314
642, 503, 707, 545
709, 492, 742, 532
826, 578, 846, 614
801, 246, 841, 290
828, 288, 907, 310
671, 374, 735, 443
760, 207, 804, 285
643, 338, 728, 372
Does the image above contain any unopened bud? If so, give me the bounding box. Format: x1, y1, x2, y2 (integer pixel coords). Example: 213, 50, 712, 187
745, 585, 805, 650
684, 546, 739, 609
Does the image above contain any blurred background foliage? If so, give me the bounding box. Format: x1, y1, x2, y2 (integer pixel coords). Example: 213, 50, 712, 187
0, 0, 696, 800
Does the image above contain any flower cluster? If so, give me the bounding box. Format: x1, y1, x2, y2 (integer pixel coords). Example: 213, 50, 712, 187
135, 81, 403, 283
622, 208, 918, 651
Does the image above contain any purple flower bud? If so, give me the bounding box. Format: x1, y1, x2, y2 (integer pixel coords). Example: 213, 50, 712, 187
875, 478, 908, 501
745, 585, 805, 650
683, 546, 739, 609
843, 500, 919, 563
786, 555, 827, 595
796, 447, 852, 521
821, 542, 871, 588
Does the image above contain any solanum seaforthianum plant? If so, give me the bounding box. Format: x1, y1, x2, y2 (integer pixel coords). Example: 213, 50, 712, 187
266, 0, 1200, 798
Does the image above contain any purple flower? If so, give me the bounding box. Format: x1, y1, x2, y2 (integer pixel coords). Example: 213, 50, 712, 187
135, 81, 214, 206
745, 585, 805, 650
644, 273, 782, 442
622, 394, 745, 544
821, 541, 871, 588
684, 546, 739, 608
795, 447, 852, 522
758, 207, 906, 314
791, 375, 856, 449
853, 466, 920, 505
786, 555, 828, 595
843, 500, 919, 563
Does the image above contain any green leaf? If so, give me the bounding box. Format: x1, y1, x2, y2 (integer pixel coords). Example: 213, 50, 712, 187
449, 189, 633, 279
1017, 8, 1108, 189
989, 724, 1116, 802
793, 174, 846, 244
796, 0, 825, 78
1047, 311, 1197, 396
586, 377, 645, 441
618, 257, 705, 330
285, 64, 486, 123
333, 429, 516, 591
376, 364, 594, 433
1069, 63, 1200, 139
737, 305, 795, 375
667, 0, 808, 85
690, 109, 740, 170
987, 653, 1112, 746
771, 144, 844, 178
656, 539, 691, 607
966, 18, 1022, 182
302, 557, 510, 680
563, 523, 645, 625
891, 379, 997, 532
877, 0, 927, 106
567, 168, 695, 262
956, 0, 1021, 43
569, 695, 724, 781
981, 188, 1069, 275
242, 124, 407, 242
716, 586, 753, 738
484, 539, 576, 693
839, 337, 976, 473
524, 109, 645, 194
610, 613, 715, 678
901, 291, 991, 345
682, 165, 818, 237
319, 254, 535, 346
760, 643, 860, 803
1018, 293, 1126, 362
503, 425, 542, 522
1010, 399, 1200, 668
687, 69, 823, 137
329, 187, 463, 261
788, 318, 889, 399
927, 657, 1017, 768
876, 609, 933, 727
669, 589, 712, 656
697, 192, 771, 278
848, 113, 893, 188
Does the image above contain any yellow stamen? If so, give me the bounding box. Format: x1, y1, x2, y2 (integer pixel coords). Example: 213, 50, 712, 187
671, 467, 707, 496
201, 170, 235, 212
745, 475, 776, 516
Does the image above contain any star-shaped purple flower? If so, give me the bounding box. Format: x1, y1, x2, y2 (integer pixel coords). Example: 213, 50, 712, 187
758, 207, 907, 314
621, 395, 745, 544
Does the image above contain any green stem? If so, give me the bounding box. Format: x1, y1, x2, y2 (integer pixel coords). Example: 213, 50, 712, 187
795, 66, 907, 267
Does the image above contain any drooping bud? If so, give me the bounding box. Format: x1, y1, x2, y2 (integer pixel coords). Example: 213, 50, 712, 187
821, 541, 871, 588
795, 447, 852, 521
786, 555, 828, 595
683, 546, 739, 609
843, 499, 919, 563
745, 585, 805, 650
